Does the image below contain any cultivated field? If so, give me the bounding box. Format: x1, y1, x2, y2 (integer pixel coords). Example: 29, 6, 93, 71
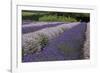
22, 22, 89, 62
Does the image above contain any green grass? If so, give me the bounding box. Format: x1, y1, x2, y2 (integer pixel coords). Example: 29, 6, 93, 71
57, 43, 78, 55
22, 12, 36, 16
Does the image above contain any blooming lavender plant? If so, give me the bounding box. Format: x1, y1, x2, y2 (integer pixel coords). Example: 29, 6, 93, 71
22, 22, 80, 57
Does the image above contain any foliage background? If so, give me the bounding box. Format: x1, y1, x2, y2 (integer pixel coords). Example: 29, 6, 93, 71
22, 10, 90, 22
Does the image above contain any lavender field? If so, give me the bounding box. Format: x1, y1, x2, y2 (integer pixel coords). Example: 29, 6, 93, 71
22, 22, 89, 62
22, 11, 90, 62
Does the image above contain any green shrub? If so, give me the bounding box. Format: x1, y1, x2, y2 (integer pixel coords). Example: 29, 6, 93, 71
39, 15, 77, 22
58, 16, 77, 22
65, 16, 77, 22
39, 15, 58, 22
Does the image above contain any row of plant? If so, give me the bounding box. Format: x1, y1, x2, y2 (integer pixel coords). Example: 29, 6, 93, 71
22, 22, 79, 56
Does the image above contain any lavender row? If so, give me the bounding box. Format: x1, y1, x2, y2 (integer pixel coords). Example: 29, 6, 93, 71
22, 22, 87, 62
22, 22, 65, 34
22, 22, 80, 56
82, 22, 90, 59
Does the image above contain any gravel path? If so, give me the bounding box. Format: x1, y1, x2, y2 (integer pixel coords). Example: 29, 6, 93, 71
22, 22, 87, 62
